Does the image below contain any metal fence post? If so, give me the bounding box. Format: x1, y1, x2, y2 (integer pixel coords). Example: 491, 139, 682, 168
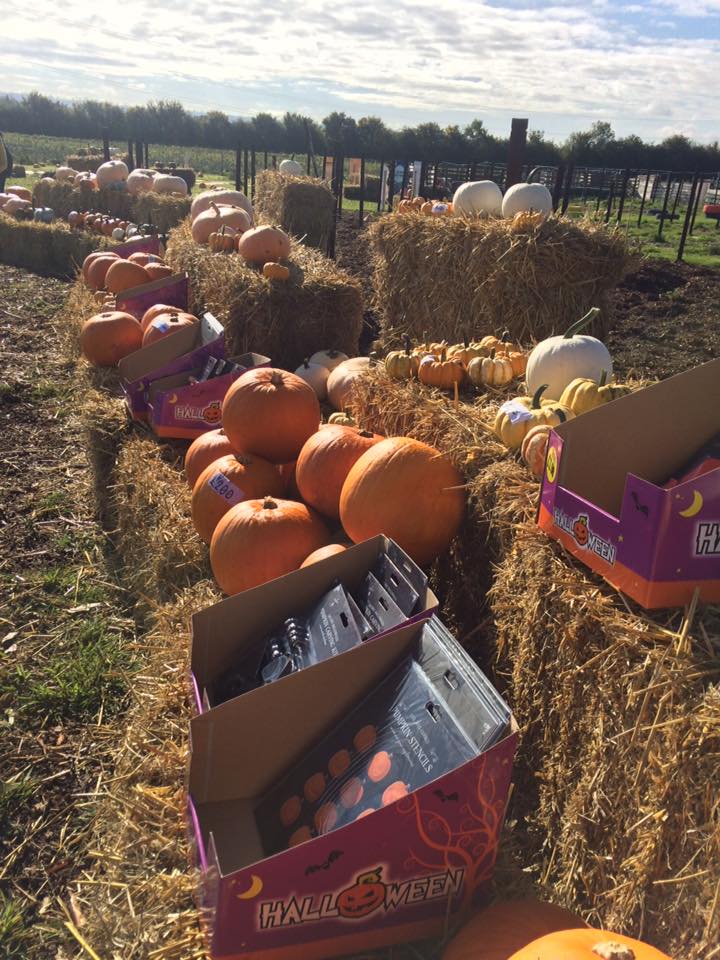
690, 176, 705, 234
251, 149, 256, 197
387, 161, 396, 211
552, 164, 565, 211
102, 130, 110, 162
359, 156, 365, 226
616, 169, 630, 223
127, 141, 134, 171
657, 172, 673, 239
561, 163, 574, 214
637, 169, 650, 226
505, 117, 528, 190
604, 180, 616, 223
377, 161, 384, 211
676, 173, 699, 261
235, 145, 242, 191
243, 149, 249, 194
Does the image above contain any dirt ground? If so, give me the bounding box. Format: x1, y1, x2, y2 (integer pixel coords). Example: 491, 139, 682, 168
0, 231, 718, 954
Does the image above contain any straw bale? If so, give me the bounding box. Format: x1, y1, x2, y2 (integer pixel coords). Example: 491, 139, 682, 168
65, 152, 106, 172
113, 433, 210, 604
77, 388, 130, 530
0, 214, 109, 277
165, 219, 363, 369
254, 169, 335, 251
489, 526, 720, 959
133, 192, 192, 233
369, 213, 635, 347
32, 179, 190, 232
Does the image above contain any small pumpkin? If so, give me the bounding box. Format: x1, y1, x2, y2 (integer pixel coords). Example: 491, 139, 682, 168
494, 384, 574, 451
296, 425, 383, 519
418, 352, 465, 390
385, 336, 419, 380
559, 370, 632, 415
192, 202, 251, 244
294, 359, 329, 401
447, 335, 485, 367
328, 411, 356, 426
508, 928, 672, 960
222, 368, 320, 464
300, 544, 347, 568
184, 428, 236, 488
238, 225, 291, 264
142, 312, 197, 347
80, 311, 143, 367
191, 453, 284, 544
209, 225, 238, 253
327, 357, 371, 410
467, 351, 514, 388
339, 437, 465, 565
521, 424, 553, 479
210, 497, 330, 596
191, 189, 253, 222
263, 261, 290, 281
420, 201, 434, 215
525, 308, 613, 401
309, 349, 349, 372
104, 259, 151, 295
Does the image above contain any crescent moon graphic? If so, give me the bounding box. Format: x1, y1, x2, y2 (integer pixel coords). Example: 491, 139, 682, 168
679, 490, 703, 518
168, 393, 178, 404
236, 874, 263, 900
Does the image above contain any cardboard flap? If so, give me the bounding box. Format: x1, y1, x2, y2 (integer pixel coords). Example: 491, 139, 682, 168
116, 272, 188, 320
189, 619, 421, 805
555, 358, 720, 516
118, 312, 223, 382
147, 370, 198, 402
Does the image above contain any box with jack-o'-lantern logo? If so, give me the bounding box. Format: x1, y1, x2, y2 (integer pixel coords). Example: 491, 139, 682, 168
146, 352, 271, 440
538, 357, 720, 609
187, 614, 516, 959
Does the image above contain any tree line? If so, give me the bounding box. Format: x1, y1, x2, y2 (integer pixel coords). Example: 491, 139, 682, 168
2, 93, 720, 173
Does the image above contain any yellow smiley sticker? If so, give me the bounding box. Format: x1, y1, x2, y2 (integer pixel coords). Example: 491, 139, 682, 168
546, 446, 558, 484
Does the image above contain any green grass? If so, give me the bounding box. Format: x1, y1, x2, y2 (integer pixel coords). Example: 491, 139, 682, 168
0, 778, 36, 828
0, 896, 30, 959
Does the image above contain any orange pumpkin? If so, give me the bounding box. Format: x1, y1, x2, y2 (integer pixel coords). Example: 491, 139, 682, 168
296, 426, 383, 519
339, 437, 465, 565
86, 254, 122, 292
238, 225, 291, 264
222, 368, 320, 464
81, 250, 119, 283
263, 261, 290, 281
140, 303, 184, 331
141, 309, 197, 334
278, 460, 300, 498
144, 262, 174, 282
191, 453, 284, 543
300, 544, 348, 568
142, 312, 197, 347
80, 311, 143, 367
104, 259, 151, 294
418, 353, 465, 389
508, 928, 672, 960
184, 428, 236, 488
192, 202, 252, 244
127, 251, 160, 267
210, 496, 330, 595
521, 424, 552, 479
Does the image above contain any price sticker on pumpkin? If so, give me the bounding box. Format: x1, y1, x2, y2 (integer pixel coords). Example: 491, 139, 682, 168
208, 471, 244, 504
498, 399, 534, 425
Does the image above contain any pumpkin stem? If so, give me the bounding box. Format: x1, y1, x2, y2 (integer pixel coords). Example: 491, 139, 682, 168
564, 307, 600, 338
489, 348, 496, 360
358, 430, 374, 438
532, 384, 548, 408
462, 329, 469, 349
592, 943, 635, 960
262, 497, 278, 510
556, 408, 567, 423
303, 358, 310, 368
501, 330, 511, 343
599, 369, 608, 386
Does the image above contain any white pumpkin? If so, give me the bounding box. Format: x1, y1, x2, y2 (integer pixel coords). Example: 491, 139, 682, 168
76, 172, 98, 190
452, 180, 502, 217
191, 189, 253, 222
0, 193, 12, 209
112, 227, 125, 240
309, 349, 349, 372
191, 203, 252, 244
7, 186, 32, 202
279, 158, 303, 176
327, 357, 371, 410
294, 359, 329, 401
127, 169, 155, 195
153, 173, 188, 196
525, 308, 613, 401
126, 224, 138, 237
502, 182, 553, 220
55, 166, 77, 184
96, 160, 129, 188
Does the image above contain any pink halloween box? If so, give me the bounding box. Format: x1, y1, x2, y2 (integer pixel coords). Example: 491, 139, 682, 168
538, 358, 720, 609
190, 536, 439, 714
146, 352, 271, 440
118, 312, 226, 422
115, 271, 189, 322
187, 613, 516, 960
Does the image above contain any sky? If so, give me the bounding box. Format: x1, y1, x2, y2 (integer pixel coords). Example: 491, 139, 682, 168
3, 0, 720, 143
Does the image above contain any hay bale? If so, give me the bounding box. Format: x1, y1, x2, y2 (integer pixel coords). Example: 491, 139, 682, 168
369, 213, 635, 346
254, 169, 335, 251
65, 153, 106, 172
489, 527, 720, 960
113, 434, 210, 604
165, 219, 363, 370
11, 163, 26, 178
133, 192, 191, 233
0, 214, 109, 277
78, 389, 129, 530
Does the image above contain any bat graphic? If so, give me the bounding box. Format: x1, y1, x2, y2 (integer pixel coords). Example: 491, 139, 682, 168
631, 491, 649, 518
434, 789, 459, 803
305, 850, 344, 875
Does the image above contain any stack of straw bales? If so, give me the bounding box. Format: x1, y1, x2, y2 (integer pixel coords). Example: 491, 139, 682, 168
369, 212, 635, 346
165, 219, 363, 370
0, 215, 111, 277
254, 169, 336, 252
32, 179, 191, 231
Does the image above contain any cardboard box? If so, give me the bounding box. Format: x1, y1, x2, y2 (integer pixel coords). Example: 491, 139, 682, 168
115, 272, 189, 322
112, 236, 163, 259
190, 536, 438, 714
187, 616, 517, 960
118, 312, 225, 422
147, 353, 271, 439
538, 358, 720, 608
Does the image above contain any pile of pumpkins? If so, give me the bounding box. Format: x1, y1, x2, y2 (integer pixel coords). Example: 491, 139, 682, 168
48, 159, 189, 197
183, 358, 465, 596
493, 308, 632, 478
189, 188, 293, 280
0, 185, 36, 219
385, 333, 528, 390
399, 179, 555, 221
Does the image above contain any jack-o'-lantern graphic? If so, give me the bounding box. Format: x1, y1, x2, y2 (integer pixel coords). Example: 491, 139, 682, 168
336, 868, 385, 919
203, 401, 222, 425
573, 515, 589, 546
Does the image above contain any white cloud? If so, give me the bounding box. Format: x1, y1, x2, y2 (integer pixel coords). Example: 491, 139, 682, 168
2, 0, 720, 141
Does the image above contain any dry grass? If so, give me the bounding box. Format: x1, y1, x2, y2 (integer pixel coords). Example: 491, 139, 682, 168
133, 193, 191, 233
165, 218, 363, 369
369, 212, 636, 346
254, 169, 336, 251
0, 214, 110, 277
